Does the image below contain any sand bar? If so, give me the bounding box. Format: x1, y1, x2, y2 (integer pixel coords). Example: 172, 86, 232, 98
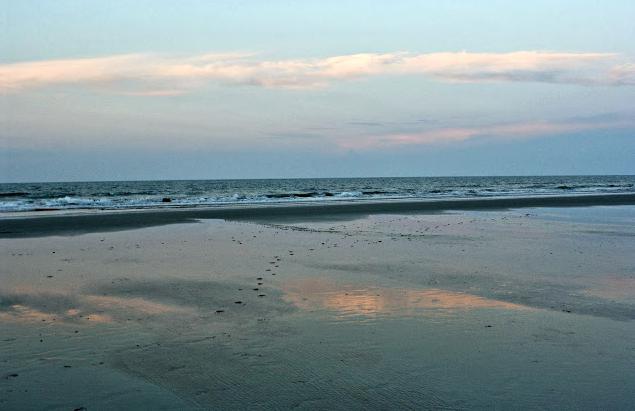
2, 193, 635, 238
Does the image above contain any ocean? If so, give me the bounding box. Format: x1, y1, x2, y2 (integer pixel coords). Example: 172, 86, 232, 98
1, 175, 634, 213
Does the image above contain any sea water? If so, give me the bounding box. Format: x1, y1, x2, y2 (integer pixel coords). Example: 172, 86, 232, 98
1, 175, 634, 212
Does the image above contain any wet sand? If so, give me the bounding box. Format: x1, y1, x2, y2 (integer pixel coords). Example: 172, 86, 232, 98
1, 204, 635, 409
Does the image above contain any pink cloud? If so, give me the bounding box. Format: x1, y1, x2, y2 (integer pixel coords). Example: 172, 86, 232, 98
0, 51, 631, 94
338, 118, 635, 150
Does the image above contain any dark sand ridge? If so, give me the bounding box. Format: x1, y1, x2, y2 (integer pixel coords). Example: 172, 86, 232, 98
2, 193, 635, 238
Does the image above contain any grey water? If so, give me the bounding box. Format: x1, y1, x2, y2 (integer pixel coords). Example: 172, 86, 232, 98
0, 175, 634, 212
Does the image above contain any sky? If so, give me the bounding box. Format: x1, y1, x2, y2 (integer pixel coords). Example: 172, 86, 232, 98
1, 0, 634, 182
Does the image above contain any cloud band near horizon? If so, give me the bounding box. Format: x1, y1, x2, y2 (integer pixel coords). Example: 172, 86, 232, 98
338, 117, 635, 150
1, 51, 634, 94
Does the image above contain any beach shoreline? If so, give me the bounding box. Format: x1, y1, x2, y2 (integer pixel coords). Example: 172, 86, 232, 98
2, 193, 635, 238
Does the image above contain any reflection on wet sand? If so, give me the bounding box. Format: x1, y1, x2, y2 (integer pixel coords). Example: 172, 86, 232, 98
283, 278, 526, 319
0, 290, 188, 326
85, 295, 189, 315
583, 277, 635, 300
0, 303, 114, 324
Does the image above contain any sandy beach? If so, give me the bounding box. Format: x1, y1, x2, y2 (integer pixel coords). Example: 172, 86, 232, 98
5, 0, 635, 408
1, 198, 635, 409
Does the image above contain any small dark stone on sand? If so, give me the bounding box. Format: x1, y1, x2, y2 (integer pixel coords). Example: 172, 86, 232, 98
162, 197, 172, 202
253, 288, 259, 291
257, 277, 263, 280
64, 365, 72, 368
216, 310, 224, 313
46, 275, 54, 278
485, 325, 493, 328
258, 294, 266, 297
5, 373, 18, 379
234, 301, 242, 304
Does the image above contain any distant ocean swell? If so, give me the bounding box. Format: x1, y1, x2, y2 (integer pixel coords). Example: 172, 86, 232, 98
0, 176, 633, 213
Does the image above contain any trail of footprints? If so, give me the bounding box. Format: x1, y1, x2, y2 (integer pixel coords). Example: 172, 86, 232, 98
223, 237, 288, 311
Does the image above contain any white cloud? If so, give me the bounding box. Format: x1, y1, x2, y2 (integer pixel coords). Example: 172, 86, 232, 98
0, 51, 631, 94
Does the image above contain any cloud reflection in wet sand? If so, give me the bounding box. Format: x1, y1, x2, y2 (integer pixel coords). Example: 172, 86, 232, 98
85, 295, 189, 315
0, 304, 114, 324
583, 277, 635, 301
283, 279, 526, 320
0, 291, 188, 325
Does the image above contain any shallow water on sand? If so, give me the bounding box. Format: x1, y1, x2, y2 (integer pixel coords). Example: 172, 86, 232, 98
1, 207, 634, 409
